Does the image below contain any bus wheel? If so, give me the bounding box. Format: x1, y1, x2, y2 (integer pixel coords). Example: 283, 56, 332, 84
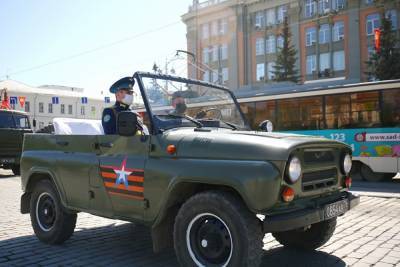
360, 164, 389, 182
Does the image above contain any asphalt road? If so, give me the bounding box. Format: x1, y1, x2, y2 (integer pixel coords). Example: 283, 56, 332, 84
1, 169, 400, 266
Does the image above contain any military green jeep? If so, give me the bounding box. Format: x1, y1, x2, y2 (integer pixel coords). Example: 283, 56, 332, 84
21, 73, 359, 267
0, 109, 32, 175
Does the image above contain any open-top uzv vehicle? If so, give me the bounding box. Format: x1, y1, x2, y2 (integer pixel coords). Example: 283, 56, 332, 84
21, 72, 359, 266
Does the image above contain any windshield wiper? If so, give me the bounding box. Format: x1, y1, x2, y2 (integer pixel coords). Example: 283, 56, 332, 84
220, 120, 238, 130
164, 114, 203, 128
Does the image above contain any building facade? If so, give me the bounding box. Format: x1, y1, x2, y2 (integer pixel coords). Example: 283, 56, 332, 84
182, 0, 400, 88
0, 80, 109, 131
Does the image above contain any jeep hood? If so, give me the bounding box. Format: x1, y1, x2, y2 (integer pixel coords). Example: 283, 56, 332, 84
161, 128, 348, 161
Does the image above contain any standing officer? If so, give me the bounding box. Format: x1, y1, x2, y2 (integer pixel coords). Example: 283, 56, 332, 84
102, 77, 135, 135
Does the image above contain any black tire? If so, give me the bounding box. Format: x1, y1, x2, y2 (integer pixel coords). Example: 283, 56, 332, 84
174, 191, 263, 267
11, 164, 20, 176
360, 164, 389, 182
272, 217, 337, 250
30, 180, 77, 244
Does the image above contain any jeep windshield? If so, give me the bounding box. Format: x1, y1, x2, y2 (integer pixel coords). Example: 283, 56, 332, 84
137, 74, 248, 131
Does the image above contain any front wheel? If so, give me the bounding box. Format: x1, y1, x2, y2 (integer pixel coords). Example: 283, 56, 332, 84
272, 218, 337, 250
174, 191, 263, 267
30, 180, 77, 244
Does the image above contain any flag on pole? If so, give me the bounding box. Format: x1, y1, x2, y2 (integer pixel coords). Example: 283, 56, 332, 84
104, 97, 110, 103
10, 97, 17, 105
52, 96, 59, 104
19, 96, 26, 108
81, 97, 88, 104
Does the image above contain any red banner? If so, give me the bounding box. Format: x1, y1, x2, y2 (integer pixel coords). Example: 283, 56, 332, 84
19, 96, 26, 108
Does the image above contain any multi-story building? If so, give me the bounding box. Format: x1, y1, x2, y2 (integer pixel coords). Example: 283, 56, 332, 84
182, 0, 399, 88
0, 79, 110, 131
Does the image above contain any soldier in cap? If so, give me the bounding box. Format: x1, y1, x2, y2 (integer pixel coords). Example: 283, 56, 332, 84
102, 77, 135, 135
171, 91, 187, 115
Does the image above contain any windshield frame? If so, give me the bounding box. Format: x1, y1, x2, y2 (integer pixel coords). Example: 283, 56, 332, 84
133, 72, 250, 134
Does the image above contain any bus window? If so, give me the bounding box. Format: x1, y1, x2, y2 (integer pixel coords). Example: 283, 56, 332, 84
382, 89, 400, 127
325, 94, 351, 129
277, 97, 323, 131
240, 102, 256, 129
350, 91, 380, 128
255, 101, 275, 130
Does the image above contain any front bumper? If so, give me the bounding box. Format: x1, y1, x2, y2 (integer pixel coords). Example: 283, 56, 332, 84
263, 191, 360, 233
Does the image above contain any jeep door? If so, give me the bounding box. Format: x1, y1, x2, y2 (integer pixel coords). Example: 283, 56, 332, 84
94, 134, 149, 220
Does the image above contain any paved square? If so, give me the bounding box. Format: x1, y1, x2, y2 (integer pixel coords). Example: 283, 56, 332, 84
1, 170, 399, 266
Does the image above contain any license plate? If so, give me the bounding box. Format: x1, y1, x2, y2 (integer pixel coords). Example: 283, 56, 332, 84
325, 200, 348, 219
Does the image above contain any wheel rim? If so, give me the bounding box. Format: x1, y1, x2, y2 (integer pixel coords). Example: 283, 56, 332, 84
186, 213, 233, 267
36, 192, 56, 232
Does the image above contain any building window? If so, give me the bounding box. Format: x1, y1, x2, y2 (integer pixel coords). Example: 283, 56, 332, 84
68, 104, 73, 115
333, 50, 345, 71
266, 35, 276, 54
255, 38, 265, 56
202, 47, 209, 64
201, 24, 209, 39
306, 27, 317, 46
365, 0, 373, 5
39, 102, 44, 113
222, 68, 229, 83
220, 44, 228, 60
319, 0, 331, 15
211, 21, 218, 36
25, 101, 30, 113
212, 45, 219, 62
266, 8, 276, 26
366, 13, 380, 36
333, 0, 345, 10
332, 21, 344, 41
203, 71, 210, 82
319, 52, 330, 72
386, 10, 398, 30
267, 62, 276, 80
48, 103, 53, 114
91, 106, 96, 116
319, 24, 331, 44
81, 106, 85, 116
305, 0, 316, 17
211, 70, 219, 83
277, 5, 287, 23
277, 35, 284, 49
306, 54, 317, 74
255, 11, 264, 28
256, 63, 265, 81
219, 18, 228, 35
61, 104, 65, 114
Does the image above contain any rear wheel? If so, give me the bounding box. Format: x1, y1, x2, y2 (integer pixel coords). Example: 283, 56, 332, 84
360, 164, 393, 182
11, 164, 20, 176
30, 180, 77, 244
272, 218, 337, 250
174, 191, 263, 267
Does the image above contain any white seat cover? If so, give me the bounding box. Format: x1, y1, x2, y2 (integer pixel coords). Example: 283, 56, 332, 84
53, 118, 104, 135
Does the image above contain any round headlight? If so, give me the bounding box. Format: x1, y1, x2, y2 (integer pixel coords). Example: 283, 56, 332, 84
287, 156, 302, 183
266, 121, 273, 132
343, 154, 352, 174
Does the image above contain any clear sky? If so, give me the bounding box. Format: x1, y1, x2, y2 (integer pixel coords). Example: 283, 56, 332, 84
0, 0, 191, 97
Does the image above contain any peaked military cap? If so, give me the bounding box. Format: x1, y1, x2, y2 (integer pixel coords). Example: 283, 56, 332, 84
109, 77, 135, 94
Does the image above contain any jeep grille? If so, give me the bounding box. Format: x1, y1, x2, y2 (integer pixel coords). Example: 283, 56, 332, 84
302, 168, 337, 192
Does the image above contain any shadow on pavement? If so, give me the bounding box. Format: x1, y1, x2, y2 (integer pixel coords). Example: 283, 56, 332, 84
261, 247, 345, 267
0, 222, 345, 267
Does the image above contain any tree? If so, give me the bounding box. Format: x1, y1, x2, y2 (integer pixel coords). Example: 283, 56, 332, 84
365, 12, 400, 81
272, 17, 299, 83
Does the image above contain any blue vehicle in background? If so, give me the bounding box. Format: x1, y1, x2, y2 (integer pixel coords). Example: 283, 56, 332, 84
236, 79, 400, 182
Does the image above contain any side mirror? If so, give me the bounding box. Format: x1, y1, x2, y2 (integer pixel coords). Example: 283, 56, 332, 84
259, 120, 273, 132
32, 119, 37, 128
117, 111, 138, 136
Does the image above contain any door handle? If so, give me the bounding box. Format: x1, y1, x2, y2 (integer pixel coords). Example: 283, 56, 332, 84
96, 142, 114, 148
56, 141, 69, 146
